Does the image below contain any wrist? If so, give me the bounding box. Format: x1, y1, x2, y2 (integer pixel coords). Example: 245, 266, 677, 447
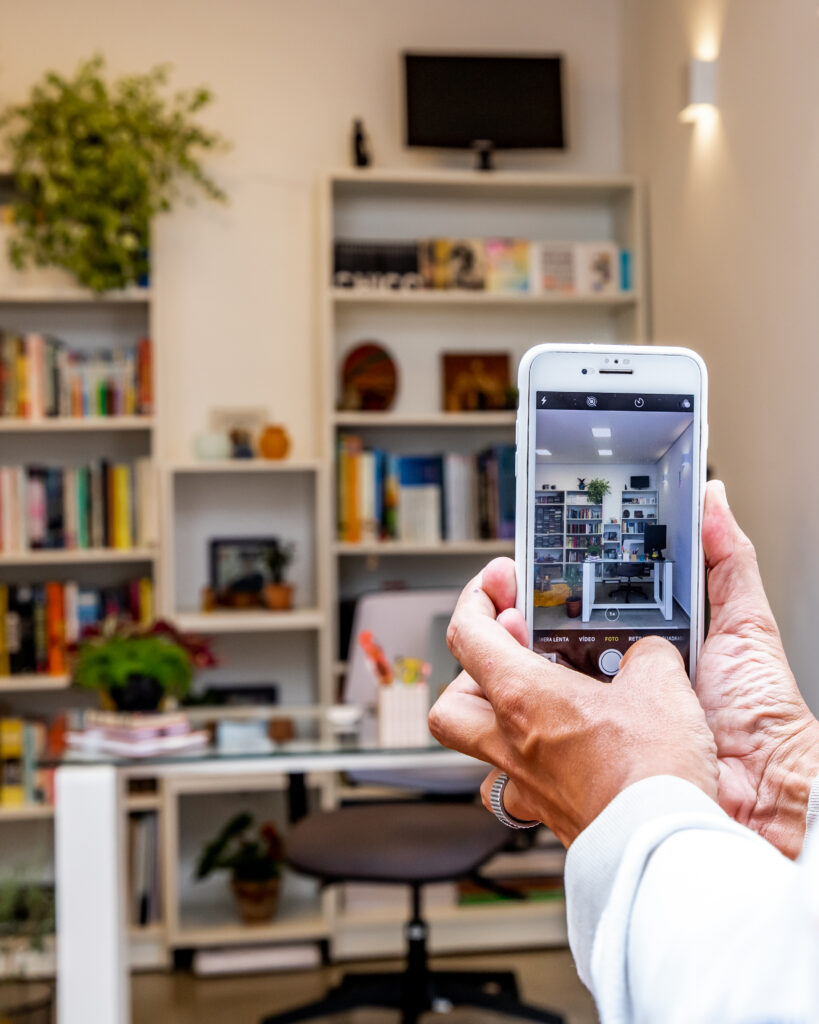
752, 717, 819, 858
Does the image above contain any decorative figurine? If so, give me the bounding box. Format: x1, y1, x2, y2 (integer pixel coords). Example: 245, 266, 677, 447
352, 118, 371, 168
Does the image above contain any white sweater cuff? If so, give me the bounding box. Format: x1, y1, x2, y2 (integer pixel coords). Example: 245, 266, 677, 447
806, 775, 819, 837
564, 774, 728, 987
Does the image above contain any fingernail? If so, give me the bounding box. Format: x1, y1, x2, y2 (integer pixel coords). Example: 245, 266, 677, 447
710, 479, 729, 509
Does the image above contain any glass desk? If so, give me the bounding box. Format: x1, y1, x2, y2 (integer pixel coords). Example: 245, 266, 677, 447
51, 740, 476, 1024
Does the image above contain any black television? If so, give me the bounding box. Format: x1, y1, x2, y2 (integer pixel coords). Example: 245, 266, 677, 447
404, 53, 565, 170
643, 524, 667, 558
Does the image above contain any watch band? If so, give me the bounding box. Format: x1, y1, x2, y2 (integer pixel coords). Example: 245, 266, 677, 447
489, 772, 539, 830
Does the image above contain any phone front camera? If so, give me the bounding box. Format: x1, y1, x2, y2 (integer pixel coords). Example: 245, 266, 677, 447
582, 368, 588, 375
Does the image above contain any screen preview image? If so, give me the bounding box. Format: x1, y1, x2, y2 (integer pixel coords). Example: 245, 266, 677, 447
532, 391, 694, 681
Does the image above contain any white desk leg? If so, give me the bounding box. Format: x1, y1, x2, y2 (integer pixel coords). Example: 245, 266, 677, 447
653, 562, 661, 605
581, 561, 592, 622
56, 765, 129, 1024
663, 562, 673, 620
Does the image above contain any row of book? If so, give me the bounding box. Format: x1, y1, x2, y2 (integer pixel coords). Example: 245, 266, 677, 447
337, 436, 515, 544
333, 238, 631, 295
0, 717, 54, 806
0, 577, 154, 676
0, 458, 157, 552
0, 331, 153, 420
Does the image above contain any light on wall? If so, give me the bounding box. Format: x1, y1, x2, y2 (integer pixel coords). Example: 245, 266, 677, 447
679, 58, 718, 124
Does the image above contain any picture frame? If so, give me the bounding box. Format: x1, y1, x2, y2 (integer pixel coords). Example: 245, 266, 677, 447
208, 536, 282, 608
441, 352, 512, 412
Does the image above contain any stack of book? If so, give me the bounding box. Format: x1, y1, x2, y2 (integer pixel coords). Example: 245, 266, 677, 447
0, 716, 53, 807
337, 436, 515, 544
67, 710, 209, 759
0, 577, 154, 677
0, 332, 152, 420
0, 457, 156, 552
333, 238, 631, 295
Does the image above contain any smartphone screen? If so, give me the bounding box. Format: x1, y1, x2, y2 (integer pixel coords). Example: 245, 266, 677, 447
530, 389, 695, 681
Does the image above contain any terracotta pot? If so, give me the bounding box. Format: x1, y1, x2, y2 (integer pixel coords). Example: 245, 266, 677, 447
231, 877, 280, 924
565, 597, 582, 619
265, 583, 294, 611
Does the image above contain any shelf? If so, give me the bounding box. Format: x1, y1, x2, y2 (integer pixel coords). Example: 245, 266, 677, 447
0, 416, 154, 433
170, 458, 322, 474
334, 539, 514, 556
0, 673, 71, 692
334, 411, 516, 428
172, 609, 325, 634
0, 287, 152, 304
330, 168, 638, 198
185, 704, 324, 723
331, 289, 638, 307
0, 804, 53, 821
126, 793, 162, 812
0, 547, 156, 566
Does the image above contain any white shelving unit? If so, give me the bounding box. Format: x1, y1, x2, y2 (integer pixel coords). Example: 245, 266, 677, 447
321, 170, 646, 668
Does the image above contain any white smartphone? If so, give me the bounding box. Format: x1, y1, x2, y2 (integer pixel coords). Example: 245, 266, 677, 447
515, 344, 708, 682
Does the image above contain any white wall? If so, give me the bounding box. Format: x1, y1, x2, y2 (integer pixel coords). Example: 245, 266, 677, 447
661, 423, 694, 613
0, 0, 626, 462
623, 0, 819, 708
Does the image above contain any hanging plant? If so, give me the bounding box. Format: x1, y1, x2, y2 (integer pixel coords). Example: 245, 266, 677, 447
0, 55, 228, 292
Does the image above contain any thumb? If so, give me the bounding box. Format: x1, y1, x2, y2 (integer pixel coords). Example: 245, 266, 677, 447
702, 480, 780, 636
618, 633, 686, 679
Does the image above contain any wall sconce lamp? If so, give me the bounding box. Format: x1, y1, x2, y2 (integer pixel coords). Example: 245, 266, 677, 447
679, 58, 718, 124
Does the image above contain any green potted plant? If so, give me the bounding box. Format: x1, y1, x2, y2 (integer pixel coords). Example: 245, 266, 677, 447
564, 565, 583, 618
265, 542, 295, 611
196, 812, 284, 924
0, 55, 227, 292
586, 543, 602, 558
0, 879, 55, 1022
586, 477, 611, 506
72, 621, 214, 711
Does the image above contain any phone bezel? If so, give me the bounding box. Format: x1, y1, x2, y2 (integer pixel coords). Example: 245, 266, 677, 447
515, 344, 708, 682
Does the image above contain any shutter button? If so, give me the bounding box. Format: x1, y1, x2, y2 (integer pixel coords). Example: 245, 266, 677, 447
598, 649, 622, 676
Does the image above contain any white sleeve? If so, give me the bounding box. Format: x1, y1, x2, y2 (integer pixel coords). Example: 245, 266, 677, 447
564, 775, 819, 1024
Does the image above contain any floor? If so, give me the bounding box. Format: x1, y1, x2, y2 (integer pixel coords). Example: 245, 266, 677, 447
534, 596, 689, 631
132, 949, 599, 1023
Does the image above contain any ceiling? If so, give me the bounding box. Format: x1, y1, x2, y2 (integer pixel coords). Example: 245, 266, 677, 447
535, 409, 692, 464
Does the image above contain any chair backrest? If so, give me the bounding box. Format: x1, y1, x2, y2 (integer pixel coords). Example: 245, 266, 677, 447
343, 589, 485, 793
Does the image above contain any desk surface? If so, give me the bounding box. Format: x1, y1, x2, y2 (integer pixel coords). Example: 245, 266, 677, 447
50, 739, 474, 778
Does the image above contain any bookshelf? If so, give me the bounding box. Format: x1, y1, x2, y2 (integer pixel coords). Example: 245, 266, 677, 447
321, 168, 646, 686
621, 489, 659, 553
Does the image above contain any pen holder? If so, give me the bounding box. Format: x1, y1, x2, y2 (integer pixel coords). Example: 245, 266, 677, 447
377, 682, 430, 748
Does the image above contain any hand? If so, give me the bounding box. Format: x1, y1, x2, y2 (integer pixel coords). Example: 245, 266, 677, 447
697, 480, 819, 857
429, 561, 718, 847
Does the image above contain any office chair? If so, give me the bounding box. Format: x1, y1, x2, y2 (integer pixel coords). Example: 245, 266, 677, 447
260, 802, 565, 1024
609, 562, 651, 602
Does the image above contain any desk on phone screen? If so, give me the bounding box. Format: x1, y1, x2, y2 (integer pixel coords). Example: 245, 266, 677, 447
581, 559, 673, 622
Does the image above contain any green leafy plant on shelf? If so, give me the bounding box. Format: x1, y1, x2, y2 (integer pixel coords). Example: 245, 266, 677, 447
72, 621, 214, 711
0, 879, 55, 978
585, 477, 611, 506
0, 55, 228, 292
196, 812, 284, 924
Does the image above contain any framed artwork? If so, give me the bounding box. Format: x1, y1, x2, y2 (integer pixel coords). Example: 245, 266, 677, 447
441, 352, 512, 412
208, 536, 281, 607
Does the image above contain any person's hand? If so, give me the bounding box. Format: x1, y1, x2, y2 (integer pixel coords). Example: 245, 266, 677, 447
697, 480, 819, 858
429, 562, 719, 847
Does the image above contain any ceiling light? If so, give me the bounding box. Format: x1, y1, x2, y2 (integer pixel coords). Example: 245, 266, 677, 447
536, 448, 551, 456
598, 449, 613, 456
591, 427, 611, 438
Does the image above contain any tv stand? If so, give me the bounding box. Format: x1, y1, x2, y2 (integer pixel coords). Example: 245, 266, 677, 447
471, 139, 495, 172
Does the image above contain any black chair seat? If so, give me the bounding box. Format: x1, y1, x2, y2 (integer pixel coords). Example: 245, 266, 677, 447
287, 802, 510, 885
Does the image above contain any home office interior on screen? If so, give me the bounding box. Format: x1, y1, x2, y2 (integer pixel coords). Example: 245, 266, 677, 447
531, 391, 694, 681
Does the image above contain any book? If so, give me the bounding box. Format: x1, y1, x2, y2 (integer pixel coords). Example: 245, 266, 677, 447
575, 241, 621, 294
531, 241, 577, 294
397, 456, 443, 543
0, 718, 24, 806
485, 239, 531, 293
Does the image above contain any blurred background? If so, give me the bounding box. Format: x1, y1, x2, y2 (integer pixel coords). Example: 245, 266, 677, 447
0, 2, 815, 1022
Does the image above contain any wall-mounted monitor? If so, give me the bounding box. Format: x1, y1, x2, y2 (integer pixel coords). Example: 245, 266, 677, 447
403, 52, 565, 169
